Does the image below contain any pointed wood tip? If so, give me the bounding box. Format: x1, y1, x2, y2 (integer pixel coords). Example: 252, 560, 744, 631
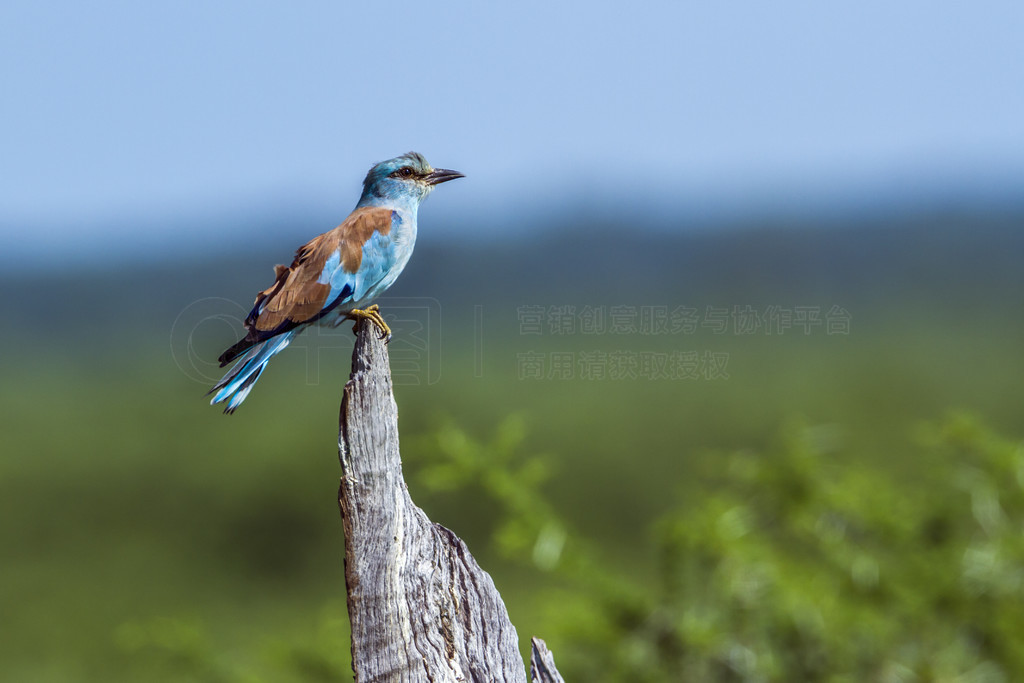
530, 637, 565, 683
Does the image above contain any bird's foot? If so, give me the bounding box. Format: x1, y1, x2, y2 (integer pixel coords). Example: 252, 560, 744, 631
346, 304, 391, 342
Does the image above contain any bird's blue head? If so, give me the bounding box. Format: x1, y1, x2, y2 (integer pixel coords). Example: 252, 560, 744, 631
357, 152, 464, 209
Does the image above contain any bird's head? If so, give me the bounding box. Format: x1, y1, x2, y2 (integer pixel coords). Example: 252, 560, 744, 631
359, 152, 464, 207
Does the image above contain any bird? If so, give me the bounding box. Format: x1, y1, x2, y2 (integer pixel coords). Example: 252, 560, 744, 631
209, 151, 463, 413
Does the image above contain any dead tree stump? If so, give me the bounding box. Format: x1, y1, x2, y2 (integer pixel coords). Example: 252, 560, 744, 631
338, 319, 564, 682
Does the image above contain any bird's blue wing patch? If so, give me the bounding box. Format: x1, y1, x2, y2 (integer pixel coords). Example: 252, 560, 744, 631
320, 214, 402, 308
315, 251, 356, 317
350, 231, 399, 302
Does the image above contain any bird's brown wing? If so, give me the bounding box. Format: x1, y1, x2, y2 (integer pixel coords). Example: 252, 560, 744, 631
218, 206, 394, 365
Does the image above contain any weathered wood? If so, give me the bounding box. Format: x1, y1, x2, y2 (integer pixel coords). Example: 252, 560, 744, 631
339, 319, 564, 682
529, 638, 565, 683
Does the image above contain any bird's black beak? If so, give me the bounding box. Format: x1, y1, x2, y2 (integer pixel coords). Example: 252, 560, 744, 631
425, 168, 465, 185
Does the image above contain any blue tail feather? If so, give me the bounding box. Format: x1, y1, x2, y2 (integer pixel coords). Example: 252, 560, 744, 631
209, 330, 296, 413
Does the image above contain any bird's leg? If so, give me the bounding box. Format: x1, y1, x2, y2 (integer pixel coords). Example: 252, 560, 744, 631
345, 304, 391, 342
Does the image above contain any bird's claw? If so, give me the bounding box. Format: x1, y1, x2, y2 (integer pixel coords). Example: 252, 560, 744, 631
346, 304, 392, 343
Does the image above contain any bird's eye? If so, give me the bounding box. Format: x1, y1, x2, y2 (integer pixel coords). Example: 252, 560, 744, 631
396, 167, 414, 178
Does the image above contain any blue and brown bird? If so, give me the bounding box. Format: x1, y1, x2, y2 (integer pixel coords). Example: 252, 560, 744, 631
209, 152, 463, 413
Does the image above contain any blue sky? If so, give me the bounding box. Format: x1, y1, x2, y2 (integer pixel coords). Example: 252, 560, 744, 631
2, 1, 1022, 260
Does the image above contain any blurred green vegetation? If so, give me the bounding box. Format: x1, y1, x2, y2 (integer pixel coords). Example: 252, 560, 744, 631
422, 413, 1024, 682
2, 216, 1022, 680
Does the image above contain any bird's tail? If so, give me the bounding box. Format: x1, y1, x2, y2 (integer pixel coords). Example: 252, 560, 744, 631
208, 330, 296, 414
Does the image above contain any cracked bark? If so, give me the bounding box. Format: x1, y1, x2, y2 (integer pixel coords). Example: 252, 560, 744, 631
339, 319, 564, 682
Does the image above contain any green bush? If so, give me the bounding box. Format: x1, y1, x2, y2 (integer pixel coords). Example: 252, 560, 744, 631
418, 414, 1024, 682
